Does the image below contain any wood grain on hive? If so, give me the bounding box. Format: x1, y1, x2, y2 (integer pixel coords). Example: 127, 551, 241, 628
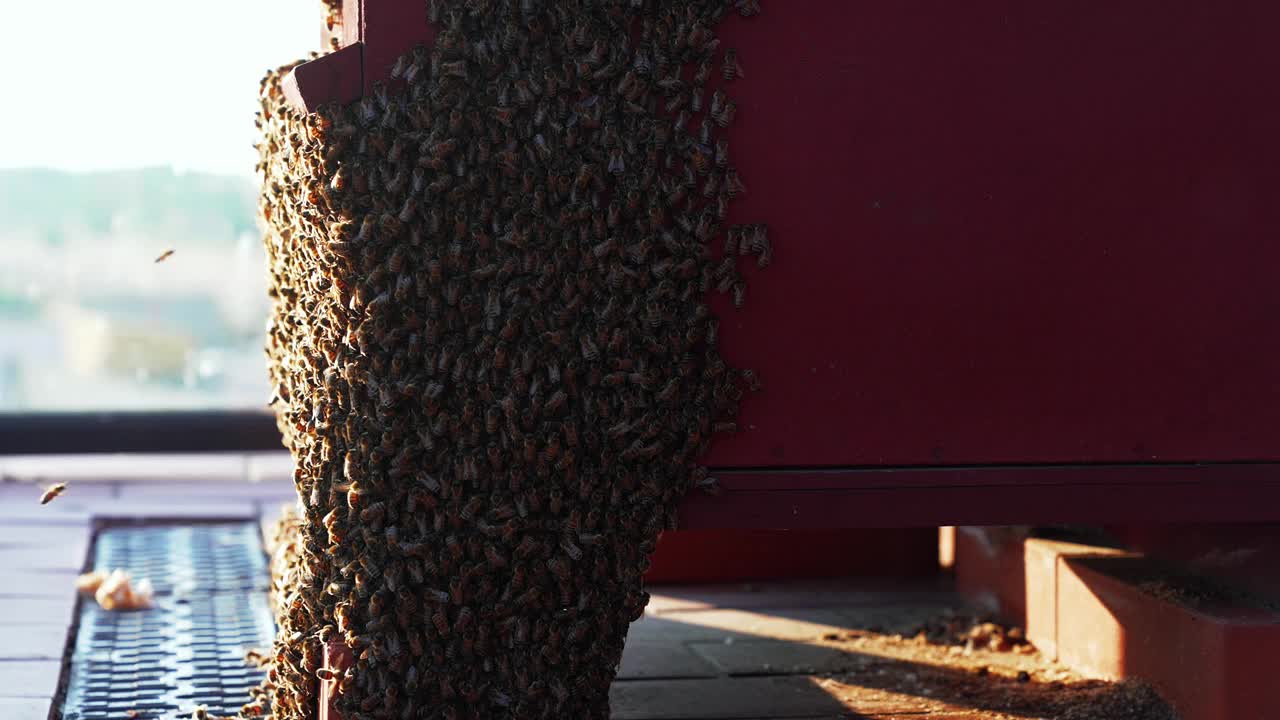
286, 1, 1280, 528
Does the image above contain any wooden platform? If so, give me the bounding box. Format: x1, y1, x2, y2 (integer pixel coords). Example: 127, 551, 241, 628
0, 454, 1170, 720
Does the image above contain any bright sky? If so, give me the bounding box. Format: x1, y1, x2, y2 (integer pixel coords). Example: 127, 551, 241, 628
0, 0, 318, 176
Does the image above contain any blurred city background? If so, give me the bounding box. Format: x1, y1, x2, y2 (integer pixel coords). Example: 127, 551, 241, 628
0, 0, 315, 411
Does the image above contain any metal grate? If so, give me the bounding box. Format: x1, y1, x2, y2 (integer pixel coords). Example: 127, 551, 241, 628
62, 523, 274, 720
92, 523, 270, 595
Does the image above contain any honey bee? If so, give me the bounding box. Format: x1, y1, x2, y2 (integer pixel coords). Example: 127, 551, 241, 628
715, 137, 730, 168
432, 609, 450, 636
690, 56, 712, 85
722, 48, 745, 81
702, 169, 721, 198
454, 606, 474, 633
153, 249, 175, 264
689, 86, 704, 113
39, 482, 66, 505
460, 496, 484, 522
715, 99, 738, 127
607, 147, 626, 175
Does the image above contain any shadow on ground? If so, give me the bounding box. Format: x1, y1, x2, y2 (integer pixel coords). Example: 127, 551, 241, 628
611, 580, 1175, 720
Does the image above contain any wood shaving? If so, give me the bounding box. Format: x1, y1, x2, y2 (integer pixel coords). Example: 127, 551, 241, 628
76, 568, 154, 611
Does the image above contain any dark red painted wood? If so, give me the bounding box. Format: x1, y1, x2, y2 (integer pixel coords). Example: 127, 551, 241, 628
282, 43, 364, 113
704, 1, 1280, 468
707, 463, 1280, 491
1105, 523, 1280, 601
678, 464, 1280, 529
645, 528, 939, 583
320, 640, 352, 720
287, 0, 437, 112
360, 0, 436, 95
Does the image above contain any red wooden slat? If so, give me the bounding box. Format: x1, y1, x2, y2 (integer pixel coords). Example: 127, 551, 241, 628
282, 43, 363, 113
320, 640, 352, 720
679, 464, 1280, 529
708, 463, 1280, 492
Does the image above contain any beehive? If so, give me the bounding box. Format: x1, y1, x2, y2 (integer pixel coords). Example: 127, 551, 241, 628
254, 1, 767, 717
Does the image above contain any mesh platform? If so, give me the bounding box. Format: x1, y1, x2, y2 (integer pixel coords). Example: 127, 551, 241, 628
92, 523, 270, 595
61, 523, 275, 720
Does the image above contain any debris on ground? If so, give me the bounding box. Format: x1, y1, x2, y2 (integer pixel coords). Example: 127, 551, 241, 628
76, 568, 154, 611
811, 613, 1179, 719
75, 570, 107, 595
907, 613, 1033, 653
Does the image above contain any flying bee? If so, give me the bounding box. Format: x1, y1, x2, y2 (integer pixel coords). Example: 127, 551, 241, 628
153, 249, 175, 264
39, 482, 66, 505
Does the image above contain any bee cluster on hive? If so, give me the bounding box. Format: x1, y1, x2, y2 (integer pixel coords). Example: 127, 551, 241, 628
253, 0, 767, 717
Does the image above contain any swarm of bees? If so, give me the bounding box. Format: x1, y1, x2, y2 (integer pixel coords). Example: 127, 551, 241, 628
254, 0, 767, 717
